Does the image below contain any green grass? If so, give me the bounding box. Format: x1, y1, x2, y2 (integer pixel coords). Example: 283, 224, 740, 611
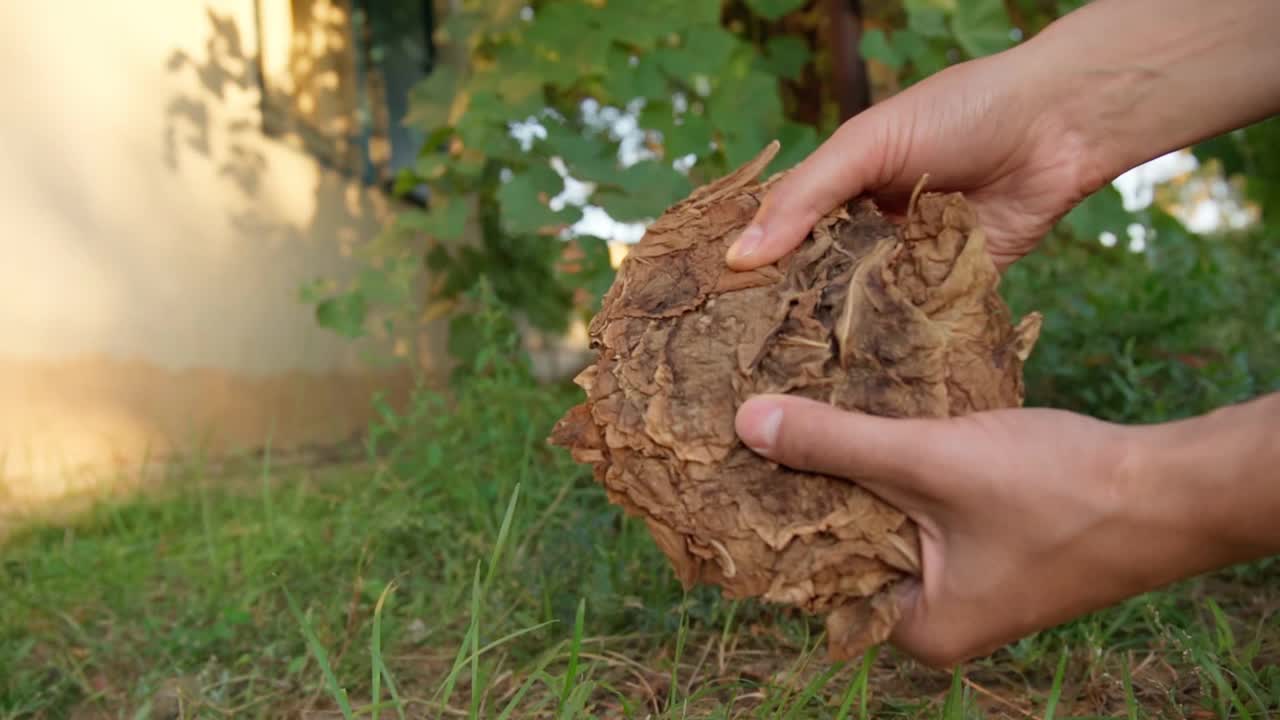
2, 456, 1275, 719
2, 223, 1278, 718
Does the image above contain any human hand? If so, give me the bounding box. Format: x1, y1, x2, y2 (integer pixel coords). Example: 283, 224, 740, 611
733, 394, 1210, 668
725, 51, 1103, 274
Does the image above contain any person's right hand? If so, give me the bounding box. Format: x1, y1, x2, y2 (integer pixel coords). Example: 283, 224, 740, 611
725, 50, 1105, 273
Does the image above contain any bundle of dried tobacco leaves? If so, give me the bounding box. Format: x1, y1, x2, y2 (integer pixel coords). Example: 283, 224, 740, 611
549, 141, 1042, 660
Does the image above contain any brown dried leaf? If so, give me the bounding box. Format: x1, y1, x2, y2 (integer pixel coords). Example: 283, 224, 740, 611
549, 141, 1042, 661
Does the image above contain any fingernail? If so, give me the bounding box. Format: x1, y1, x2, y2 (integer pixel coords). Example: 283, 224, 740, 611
743, 405, 783, 454
727, 224, 764, 262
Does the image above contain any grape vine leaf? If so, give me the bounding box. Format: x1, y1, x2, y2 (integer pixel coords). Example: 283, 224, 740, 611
905, 0, 950, 38
654, 25, 740, 80
315, 292, 367, 339
860, 29, 903, 69
542, 122, 617, 184
607, 47, 667, 104
767, 122, 820, 175
397, 196, 470, 240
759, 35, 810, 80
1062, 184, 1132, 241
593, 160, 693, 221
497, 164, 580, 235
951, 0, 1016, 58
710, 70, 783, 168
745, 0, 807, 21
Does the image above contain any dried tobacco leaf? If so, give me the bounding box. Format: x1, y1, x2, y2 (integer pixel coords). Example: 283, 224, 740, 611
548, 141, 1043, 660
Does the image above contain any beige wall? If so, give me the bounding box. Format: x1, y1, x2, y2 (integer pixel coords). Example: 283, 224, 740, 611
0, 1, 440, 507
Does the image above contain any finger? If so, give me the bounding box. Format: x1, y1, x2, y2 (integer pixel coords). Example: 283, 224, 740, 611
725, 106, 901, 271
734, 394, 936, 510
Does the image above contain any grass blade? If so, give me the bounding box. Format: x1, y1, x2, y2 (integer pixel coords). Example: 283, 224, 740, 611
483, 483, 521, 592
470, 563, 482, 720
1199, 653, 1252, 720
497, 651, 558, 720
370, 580, 396, 720
376, 652, 407, 720
283, 585, 354, 720
833, 644, 878, 720
668, 601, 690, 712
437, 484, 523, 709
782, 657, 843, 719
436, 580, 477, 706
559, 597, 586, 716
941, 666, 966, 720
1044, 647, 1069, 720
1120, 655, 1139, 720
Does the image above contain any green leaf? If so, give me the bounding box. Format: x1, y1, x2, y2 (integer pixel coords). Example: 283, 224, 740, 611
522, 5, 612, 88
655, 25, 741, 80
415, 151, 449, 182
709, 71, 783, 168
1245, 176, 1280, 224
766, 122, 820, 175
1062, 184, 1132, 241
594, 160, 692, 221
358, 264, 411, 306
683, 0, 724, 27
392, 167, 421, 196
745, 0, 806, 21
315, 292, 367, 339
951, 0, 1016, 58
905, 0, 950, 37
456, 91, 519, 158
639, 100, 675, 134
542, 123, 617, 184
397, 196, 469, 240
607, 47, 667, 104
1192, 132, 1248, 178
404, 63, 462, 131
892, 28, 928, 66
558, 235, 616, 311
665, 112, 714, 159
859, 28, 902, 68
906, 42, 949, 79
496, 68, 543, 107
759, 35, 810, 80
597, 0, 680, 49
640, 101, 712, 159
597, 0, 721, 39
497, 165, 579, 236
522, 2, 590, 47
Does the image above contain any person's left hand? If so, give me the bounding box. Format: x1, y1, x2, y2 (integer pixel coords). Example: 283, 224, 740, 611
734, 394, 1195, 668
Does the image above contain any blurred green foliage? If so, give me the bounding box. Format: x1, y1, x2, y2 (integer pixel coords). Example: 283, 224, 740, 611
302, 0, 834, 366
300, 0, 1278, 421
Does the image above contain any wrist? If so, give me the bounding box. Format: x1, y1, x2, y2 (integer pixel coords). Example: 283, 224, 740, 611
991, 30, 1114, 201
1116, 394, 1280, 586
1084, 421, 1202, 597
1012, 11, 1140, 195
1020, 0, 1280, 190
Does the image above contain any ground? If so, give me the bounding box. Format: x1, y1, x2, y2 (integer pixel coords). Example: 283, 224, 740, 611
2, 375, 1277, 719
3, 217, 1278, 719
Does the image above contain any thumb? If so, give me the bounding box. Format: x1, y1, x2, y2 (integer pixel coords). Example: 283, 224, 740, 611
725, 107, 899, 271
734, 394, 935, 510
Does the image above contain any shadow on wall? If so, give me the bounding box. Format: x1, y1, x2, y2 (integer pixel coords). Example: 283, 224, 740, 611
0, 3, 448, 524
161, 5, 446, 370
163, 7, 371, 298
